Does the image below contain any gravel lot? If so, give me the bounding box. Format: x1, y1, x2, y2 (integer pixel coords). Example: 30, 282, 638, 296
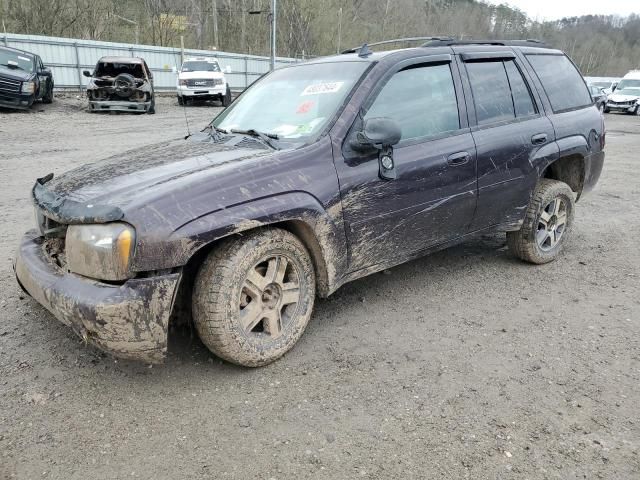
1, 96, 638, 480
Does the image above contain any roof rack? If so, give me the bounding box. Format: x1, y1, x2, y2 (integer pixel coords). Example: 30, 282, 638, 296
341, 36, 454, 56
422, 38, 550, 48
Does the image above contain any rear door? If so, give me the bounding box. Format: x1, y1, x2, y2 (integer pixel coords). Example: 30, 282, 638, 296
457, 50, 557, 230
335, 56, 478, 271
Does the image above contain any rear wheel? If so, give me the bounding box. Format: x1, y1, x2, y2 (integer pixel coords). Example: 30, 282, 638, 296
192, 228, 316, 367
507, 179, 575, 264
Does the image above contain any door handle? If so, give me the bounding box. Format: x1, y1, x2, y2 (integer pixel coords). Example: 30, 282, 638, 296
447, 151, 470, 166
531, 133, 548, 145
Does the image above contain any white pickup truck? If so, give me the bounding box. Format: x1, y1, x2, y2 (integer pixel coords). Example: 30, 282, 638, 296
176, 57, 232, 106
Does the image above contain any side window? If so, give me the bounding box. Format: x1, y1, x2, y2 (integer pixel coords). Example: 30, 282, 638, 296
365, 63, 460, 141
526, 54, 592, 112
504, 60, 536, 117
466, 61, 514, 125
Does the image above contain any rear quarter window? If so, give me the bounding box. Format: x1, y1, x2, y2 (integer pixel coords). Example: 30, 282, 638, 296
526, 54, 592, 112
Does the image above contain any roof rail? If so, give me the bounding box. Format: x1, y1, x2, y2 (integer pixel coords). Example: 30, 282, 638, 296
422, 38, 550, 48
341, 36, 454, 55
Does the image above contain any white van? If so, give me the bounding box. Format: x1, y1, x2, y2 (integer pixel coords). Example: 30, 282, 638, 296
605, 70, 640, 115
176, 57, 232, 106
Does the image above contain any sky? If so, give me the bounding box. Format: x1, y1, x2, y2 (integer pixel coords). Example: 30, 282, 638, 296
484, 0, 639, 21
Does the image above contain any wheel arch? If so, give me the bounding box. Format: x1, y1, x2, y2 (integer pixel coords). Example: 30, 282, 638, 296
542, 154, 585, 201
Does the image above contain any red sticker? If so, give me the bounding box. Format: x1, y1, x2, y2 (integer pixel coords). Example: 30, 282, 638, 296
296, 100, 315, 114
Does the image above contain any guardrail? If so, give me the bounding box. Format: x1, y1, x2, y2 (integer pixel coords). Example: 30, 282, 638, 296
0, 33, 299, 91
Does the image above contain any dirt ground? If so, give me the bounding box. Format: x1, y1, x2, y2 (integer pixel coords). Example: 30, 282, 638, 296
0, 95, 638, 480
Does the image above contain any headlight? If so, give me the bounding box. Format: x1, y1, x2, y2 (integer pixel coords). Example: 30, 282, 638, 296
21, 81, 35, 94
66, 223, 136, 281
179, 79, 187, 86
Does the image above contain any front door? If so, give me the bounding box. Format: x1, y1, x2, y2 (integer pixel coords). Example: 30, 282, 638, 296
334, 59, 478, 272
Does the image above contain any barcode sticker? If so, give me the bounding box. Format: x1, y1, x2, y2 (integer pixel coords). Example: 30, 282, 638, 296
301, 82, 344, 96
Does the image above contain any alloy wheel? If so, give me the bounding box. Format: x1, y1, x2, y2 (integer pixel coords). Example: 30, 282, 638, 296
536, 197, 568, 251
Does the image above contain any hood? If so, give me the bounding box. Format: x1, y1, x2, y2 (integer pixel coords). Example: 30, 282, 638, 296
0, 65, 33, 82
35, 136, 273, 224
178, 71, 225, 80
608, 93, 640, 102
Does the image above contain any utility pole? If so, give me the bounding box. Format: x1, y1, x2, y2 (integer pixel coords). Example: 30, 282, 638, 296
270, 0, 277, 71
211, 0, 219, 48
337, 7, 343, 54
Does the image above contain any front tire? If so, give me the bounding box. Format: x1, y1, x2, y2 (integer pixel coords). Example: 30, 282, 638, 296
42, 82, 54, 104
192, 228, 316, 367
507, 179, 575, 264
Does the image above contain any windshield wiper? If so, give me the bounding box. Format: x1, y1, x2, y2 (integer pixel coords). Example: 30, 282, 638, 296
229, 128, 280, 150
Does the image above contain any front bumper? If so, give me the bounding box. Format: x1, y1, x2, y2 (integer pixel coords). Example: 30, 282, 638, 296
606, 102, 637, 113
0, 91, 35, 110
177, 85, 226, 97
88, 100, 152, 112
14, 230, 180, 363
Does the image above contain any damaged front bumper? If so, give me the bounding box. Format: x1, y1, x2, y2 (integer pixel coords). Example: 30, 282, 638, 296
88, 100, 152, 112
14, 230, 180, 363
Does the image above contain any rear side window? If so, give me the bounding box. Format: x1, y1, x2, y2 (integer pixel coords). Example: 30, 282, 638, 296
504, 60, 536, 117
365, 63, 460, 141
526, 54, 592, 112
466, 61, 514, 125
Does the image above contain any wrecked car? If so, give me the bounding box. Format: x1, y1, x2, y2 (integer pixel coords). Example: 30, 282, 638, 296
83, 56, 155, 114
15, 38, 604, 367
0, 46, 54, 110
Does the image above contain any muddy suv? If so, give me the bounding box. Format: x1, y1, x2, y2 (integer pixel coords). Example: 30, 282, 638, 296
15, 38, 604, 366
83, 56, 155, 114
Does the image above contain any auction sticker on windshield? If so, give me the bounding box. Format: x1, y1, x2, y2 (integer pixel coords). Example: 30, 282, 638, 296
301, 82, 344, 96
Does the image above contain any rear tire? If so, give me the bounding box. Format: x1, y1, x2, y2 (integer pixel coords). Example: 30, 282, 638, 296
192, 228, 316, 367
507, 179, 575, 264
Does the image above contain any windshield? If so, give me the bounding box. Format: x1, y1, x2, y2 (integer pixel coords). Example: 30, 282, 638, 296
95, 62, 144, 78
615, 79, 640, 96
214, 61, 369, 141
0, 49, 34, 72
591, 82, 611, 89
182, 61, 220, 72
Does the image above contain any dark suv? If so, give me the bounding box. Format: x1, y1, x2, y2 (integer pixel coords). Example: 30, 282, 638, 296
15, 39, 604, 366
0, 46, 54, 110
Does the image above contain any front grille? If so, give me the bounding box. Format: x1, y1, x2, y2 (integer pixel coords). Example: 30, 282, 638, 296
0, 75, 21, 94
186, 78, 223, 87
609, 101, 632, 107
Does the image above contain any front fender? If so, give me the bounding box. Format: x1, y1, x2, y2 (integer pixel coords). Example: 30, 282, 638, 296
132, 192, 347, 294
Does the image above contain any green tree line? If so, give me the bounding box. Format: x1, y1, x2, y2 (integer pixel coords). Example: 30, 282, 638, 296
1, 0, 639, 75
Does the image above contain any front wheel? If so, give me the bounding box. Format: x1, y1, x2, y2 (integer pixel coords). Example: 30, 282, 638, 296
192, 228, 316, 367
507, 179, 575, 264
42, 82, 54, 104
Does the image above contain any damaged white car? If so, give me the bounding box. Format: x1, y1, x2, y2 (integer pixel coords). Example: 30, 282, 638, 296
83, 56, 155, 114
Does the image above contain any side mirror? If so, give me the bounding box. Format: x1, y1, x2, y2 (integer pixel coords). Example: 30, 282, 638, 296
82, 70, 92, 78
40, 67, 52, 76
352, 117, 402, 180
355, 117, 401, 149
225, 66, 232, 74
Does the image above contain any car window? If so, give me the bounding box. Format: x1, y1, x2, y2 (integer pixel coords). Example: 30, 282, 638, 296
504, 60, 536, 117
526, 54, 592, 112
466, 61, 515, 125
365, 63, 460, 141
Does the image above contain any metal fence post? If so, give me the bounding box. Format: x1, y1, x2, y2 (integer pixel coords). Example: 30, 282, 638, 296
73, 42, 83, 91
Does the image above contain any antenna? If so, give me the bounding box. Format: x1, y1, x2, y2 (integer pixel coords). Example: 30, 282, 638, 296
174, 48, 192, 139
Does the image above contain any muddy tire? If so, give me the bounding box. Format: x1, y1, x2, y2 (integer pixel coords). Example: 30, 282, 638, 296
177, 95, 183, 106
507, 179, 575, 264
192, 228, 316, 367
